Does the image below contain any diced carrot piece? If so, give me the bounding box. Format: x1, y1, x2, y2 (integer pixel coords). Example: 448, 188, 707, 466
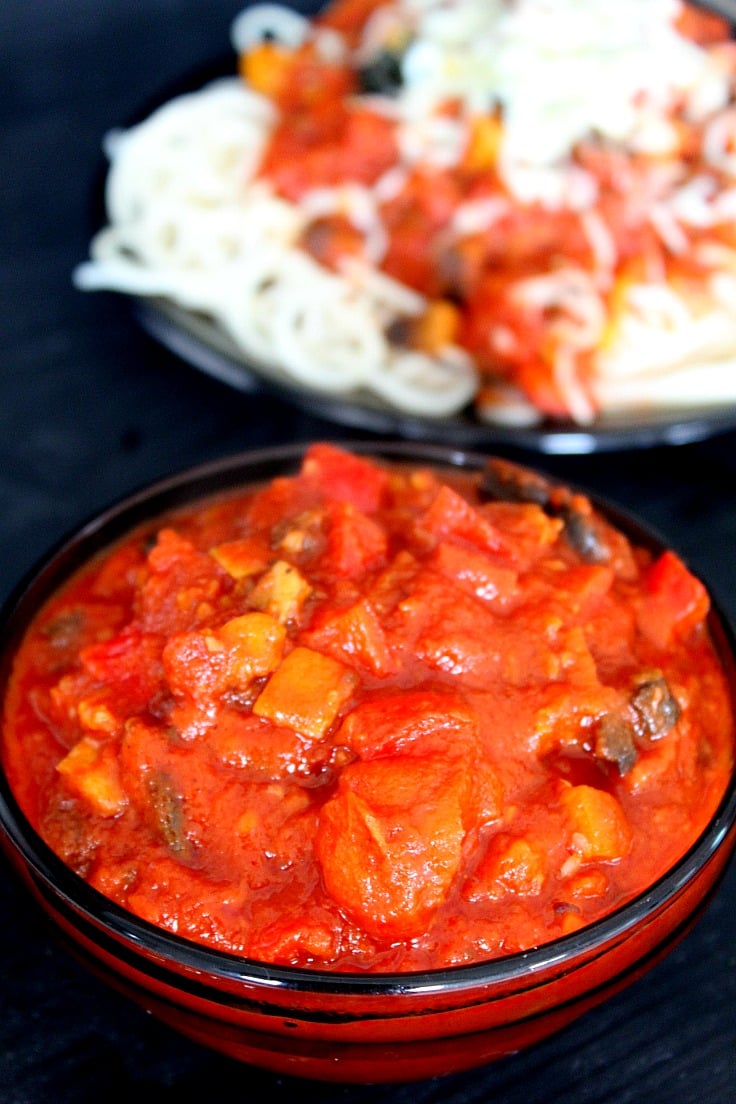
57, 737, 127, 816
253, 646, 357, 739
410, 299, 461, 353
210, 538, 270, 580
637, 550, 710, 649
216, 612, 286, 684
462, 113, 503, 172
560, 784, 632, 862
239, 41, 294, 98
249, 560, 312, 624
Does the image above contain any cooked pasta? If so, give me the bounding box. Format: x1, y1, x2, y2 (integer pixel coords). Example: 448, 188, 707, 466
73, 76, 477, 417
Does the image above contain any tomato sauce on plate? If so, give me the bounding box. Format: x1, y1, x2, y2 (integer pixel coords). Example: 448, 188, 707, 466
2, 445, 733, 971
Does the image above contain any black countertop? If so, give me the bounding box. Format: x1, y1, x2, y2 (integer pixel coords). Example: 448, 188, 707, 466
2, 3, 735, 1101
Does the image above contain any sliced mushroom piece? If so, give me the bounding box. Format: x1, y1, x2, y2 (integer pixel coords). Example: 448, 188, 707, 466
147, 771, 194, 862
594, 712, 638, 775
358, 49, 405, 94
558, 499, 612, 565
480, 457, 553, 508
480, 458, 611, 564
631, 676, 681, 741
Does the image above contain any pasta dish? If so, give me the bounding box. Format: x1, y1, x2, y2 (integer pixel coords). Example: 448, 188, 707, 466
74, 0, 736, 426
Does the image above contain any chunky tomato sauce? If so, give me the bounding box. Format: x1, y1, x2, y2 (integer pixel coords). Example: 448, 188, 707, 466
2, 445, 733, 971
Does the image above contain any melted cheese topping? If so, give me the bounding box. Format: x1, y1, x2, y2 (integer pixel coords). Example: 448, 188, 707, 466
379, 0, 731, 197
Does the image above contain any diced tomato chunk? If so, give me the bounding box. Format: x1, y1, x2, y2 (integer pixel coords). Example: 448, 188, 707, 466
429, 540, 517, 605
316, 755, 472, 939
674, 4, 730, 45
336, 687, 478, 760
304, 599, 398, 677
207, 708, 308, 780
163, 612, 286, 713
392, 568, 507, 687
420, 485, 505, 554
80, 628, 164, 713
321, 501, 388, 577
301, 443, 389, 513
637, 550, 710, 648
139, 529, 228, 634
316, 0, 386, 43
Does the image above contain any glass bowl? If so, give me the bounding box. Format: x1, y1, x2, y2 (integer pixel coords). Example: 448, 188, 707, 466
0, 441, 734, 1083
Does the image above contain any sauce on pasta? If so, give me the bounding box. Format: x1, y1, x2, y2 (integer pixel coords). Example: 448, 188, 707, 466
74, 1, 736, 425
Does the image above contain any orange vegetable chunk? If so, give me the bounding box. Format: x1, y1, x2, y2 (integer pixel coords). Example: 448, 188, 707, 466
465, 834, 546, 902
210, 538, 270, 580
56, 737, 127, 817
561, 784, 632, 862
253, 646, 357, 739
216, 612, 286, 683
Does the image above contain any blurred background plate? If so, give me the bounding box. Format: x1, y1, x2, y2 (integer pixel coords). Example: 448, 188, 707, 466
135, 295, 736, 455
98, 27, 736, 456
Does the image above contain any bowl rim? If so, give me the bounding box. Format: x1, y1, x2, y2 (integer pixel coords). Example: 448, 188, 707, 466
0, 438, 735, 998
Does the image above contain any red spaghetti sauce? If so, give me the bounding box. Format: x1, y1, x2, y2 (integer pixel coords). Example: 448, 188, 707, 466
2, 445, 733, 970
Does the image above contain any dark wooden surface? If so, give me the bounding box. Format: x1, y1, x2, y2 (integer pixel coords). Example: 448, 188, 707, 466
1, 3, 735, 1101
